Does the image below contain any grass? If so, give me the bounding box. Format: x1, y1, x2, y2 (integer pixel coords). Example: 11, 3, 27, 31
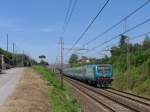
32, 65, 82, 112
112, 60, 150, 98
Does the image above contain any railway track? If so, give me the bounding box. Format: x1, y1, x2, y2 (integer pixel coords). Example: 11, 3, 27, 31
110, 88, 150, 100
65, 77, 150, 112
106, 88, 150, 107
68, 79, 115, 112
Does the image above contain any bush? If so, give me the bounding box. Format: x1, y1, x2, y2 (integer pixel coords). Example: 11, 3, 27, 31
112, 61, 150, 98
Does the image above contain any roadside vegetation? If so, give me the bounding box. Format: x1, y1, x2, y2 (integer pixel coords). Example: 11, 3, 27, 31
33, 65, 82, 112
0, 48, 37, 66
108, 35, 150, 98
69, 35, 150, 98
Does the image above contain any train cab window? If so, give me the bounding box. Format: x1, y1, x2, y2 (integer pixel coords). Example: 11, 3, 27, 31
97, 66, 111, 74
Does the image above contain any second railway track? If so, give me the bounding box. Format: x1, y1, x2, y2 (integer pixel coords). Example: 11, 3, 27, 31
105, 88, 150, 107
65, 77, 150, 112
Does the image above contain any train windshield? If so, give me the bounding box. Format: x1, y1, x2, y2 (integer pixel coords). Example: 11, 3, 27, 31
97, 65, 111, 74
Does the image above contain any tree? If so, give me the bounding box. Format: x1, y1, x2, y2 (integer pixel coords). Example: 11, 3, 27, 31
119, 34, 128, 47
40, 60, 49, 66
111, 46, 121, 56
69, 54, 78, 67
143, 36, 150, 50
118, 35, 129, 54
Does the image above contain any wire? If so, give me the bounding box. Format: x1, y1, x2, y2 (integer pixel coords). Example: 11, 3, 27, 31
131, 31, 150, 40
61, 0, 78, 36
83, 0, 150, 46
66, 0, 78, 29
61, 0, 73, 36
57, 0, 77, 64
88, 17, 150, 51
67, 0, 111, 53
93, 31, 150, 56
64, 0, 73, 25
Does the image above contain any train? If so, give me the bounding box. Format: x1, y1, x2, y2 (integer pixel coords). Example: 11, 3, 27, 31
63, 64, 113, 87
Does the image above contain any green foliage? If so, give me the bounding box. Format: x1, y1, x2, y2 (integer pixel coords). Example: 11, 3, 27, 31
33, 66, 82, 112
113, 60, 150, 98
69, 54, 79, 67
40, 60, 49, 66
119, 34, 128, 47
143, 37, 150, 50
109, 35, 150, 98
0, 48, 12, 59
0, 47, 37, 66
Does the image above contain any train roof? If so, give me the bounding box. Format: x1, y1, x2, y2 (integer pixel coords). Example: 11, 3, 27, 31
97, 64, 112, 66
64, 64, 112, 69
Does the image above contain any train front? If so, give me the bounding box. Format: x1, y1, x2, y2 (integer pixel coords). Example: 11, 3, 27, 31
96, 64, 113, 87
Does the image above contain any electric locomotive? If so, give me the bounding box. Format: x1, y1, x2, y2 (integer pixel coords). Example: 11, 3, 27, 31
63, 64, 113, 87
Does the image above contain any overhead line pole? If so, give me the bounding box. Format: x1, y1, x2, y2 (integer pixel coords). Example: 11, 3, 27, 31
13, 43, 15, 55
60, 38, 88, 89
123, 19, 130, 90
60, 37, 64, 89
6, 34, 8, 52
13, 43, 15, 66
57, 0, 77, 88
126, 36, 131, 90
22, 50, 24, 67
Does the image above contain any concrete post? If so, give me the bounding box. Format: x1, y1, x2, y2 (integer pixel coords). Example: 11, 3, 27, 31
0, 55, 5, 71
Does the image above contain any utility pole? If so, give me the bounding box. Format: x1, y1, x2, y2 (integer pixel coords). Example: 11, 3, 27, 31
123, 19, 131, 90
54, 55, 58, 72
123, 19, 129, 67
60, 37, 64, 89
123, 18, 127, 32
13, 43, 15, 55
13, 43, 15, 66
6, 34, 8, 52
58, 37, 88, 89
126, 37, 130, 72
15, 50, 17, 66
28, 54, 32, 66
126, 37, 131, 90
22, 50, 24, 67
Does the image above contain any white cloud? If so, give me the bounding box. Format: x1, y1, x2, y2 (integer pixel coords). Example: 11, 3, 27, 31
40, 28, 53, 33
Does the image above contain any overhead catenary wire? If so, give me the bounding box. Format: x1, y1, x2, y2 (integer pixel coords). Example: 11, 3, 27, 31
55, 0, 77, 66
64, 0, 78, 32
61, 0, 72, 36
88, 17, 150, 52
67, 0, 111, 53
63, 0, 73, 27
92, 31, 150, 56
130, 31, 150, 41
61, 0, 78, 37
83, 0, 150, 46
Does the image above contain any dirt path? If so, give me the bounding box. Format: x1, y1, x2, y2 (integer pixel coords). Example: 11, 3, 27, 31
0, 68, 52, 112
0, 68, 25, 106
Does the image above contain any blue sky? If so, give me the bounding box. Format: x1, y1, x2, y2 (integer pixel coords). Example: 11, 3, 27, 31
0, 0, 149, 63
